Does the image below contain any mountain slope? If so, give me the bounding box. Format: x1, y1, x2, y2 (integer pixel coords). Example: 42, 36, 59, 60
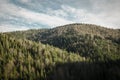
0, 33, 83, 79
1, 23, 120, 80
6, 24, 120, 41
6, 23, 120, 60
1, 31, 120, 80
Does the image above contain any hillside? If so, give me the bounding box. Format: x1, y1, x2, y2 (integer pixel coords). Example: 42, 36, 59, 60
0, 33, 120, 80
6, 23, 120, 41
1, 23, 120, 80
0, 33, 84, 79
6, 23, 120, 60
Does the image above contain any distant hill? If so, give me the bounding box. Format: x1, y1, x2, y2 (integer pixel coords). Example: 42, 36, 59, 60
6, 23, 120, 60
7, 23, 120, 41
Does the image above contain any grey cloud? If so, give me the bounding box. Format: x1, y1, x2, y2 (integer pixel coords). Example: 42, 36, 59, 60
90, 0, 120, 28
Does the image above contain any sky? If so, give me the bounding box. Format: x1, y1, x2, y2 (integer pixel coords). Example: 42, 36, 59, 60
0, 0, 120, 32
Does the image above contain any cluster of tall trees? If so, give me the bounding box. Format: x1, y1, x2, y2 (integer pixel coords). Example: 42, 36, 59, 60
40, 34, 120, 61
0, 34, 83, 79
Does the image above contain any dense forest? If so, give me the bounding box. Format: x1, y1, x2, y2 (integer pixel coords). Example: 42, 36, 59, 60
0, 33, 84, 79
1, 23, 120, 80
6, 24, 120, 60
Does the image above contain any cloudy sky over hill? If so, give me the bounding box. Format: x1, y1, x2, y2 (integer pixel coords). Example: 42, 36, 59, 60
0, 0, 120, 32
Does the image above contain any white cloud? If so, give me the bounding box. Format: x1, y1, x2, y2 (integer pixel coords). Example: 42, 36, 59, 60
46, 8, 68, 17
59, 5, 120, 28
21, 0, 30, 3
89, 0, 120, 28
18, 8, 74, 27
0, 0, 120, 33
0, 24, 29, 32
0, 0, 74, 29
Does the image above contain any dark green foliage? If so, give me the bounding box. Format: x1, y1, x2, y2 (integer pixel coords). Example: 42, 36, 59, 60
39, 34, 120, 60
49, 60, 120, 80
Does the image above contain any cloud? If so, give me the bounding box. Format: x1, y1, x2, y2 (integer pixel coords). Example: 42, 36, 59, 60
46, 8, 68, 18
21, 0, 30, 3
17, 8, 74, 27
0, 0, 74, 32
0, 24, 29, 32
90, 0, 120, 28
64, 5, 120, 28
0, 0, 120, 32
46, 5, 120, 28
0, 5, 73, 27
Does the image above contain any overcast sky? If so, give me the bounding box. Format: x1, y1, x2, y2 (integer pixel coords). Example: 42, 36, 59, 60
0, 0, 120, 32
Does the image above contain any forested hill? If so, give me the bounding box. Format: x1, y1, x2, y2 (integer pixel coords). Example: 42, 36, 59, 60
6, 23, 120, 41
6, 23, 120, 60
0, 33, 83, 79
0, 23, 120, 80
